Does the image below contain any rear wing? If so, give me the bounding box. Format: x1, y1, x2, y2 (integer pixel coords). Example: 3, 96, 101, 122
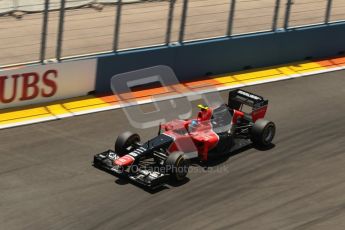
228, 89, 268, 110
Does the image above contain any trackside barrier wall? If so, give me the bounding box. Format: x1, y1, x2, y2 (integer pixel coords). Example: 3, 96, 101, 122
0, 59, 97, 109
1, 22, 345, 110
96, 22, 345, 92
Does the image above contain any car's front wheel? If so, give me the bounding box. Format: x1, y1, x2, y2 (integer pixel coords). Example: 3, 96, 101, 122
115, 131, 140, 156
165, 152, 189, 181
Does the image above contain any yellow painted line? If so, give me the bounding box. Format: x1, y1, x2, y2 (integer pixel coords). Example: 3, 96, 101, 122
68, 103, 111, 113
287, 62, 326, 73
234, 70, 282, 81
0, 114, 53, 125
63, 96, 108, 110
275, 66, 298, 75
213, 75, 237, 84
46, 104, 70, 116
0, 107, 49, 122
215, 69, 286, 85
240, 74, 290, 85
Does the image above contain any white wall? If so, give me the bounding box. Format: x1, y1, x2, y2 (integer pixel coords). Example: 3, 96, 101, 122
0, 59, 97, 109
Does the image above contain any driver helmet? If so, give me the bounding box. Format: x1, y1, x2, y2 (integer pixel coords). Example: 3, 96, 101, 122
198, 104, 209, 111
197, 104, 212, 121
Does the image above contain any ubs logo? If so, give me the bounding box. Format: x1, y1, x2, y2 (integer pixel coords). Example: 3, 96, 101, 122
0, 69, 58, 104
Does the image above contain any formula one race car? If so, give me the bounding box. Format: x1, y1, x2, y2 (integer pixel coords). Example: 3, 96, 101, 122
93, 89, 276, 188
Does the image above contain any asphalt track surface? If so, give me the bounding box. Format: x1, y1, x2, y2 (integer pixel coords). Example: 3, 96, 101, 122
1, 70, 345, 230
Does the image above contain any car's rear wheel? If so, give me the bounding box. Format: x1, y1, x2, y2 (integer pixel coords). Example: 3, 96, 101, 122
115, 131, 140, 156
251, 119, 276, 147
165, 152, 189, 181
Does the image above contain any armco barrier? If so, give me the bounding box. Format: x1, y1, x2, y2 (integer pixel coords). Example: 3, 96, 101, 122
96, 22, 345, 92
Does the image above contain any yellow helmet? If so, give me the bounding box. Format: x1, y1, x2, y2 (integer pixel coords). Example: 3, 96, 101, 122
198, 104, 209, 110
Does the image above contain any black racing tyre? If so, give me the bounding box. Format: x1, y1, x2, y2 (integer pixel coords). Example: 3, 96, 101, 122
251, 119, 276, 147
165, 152, 189, 181
115, 131, 140, 156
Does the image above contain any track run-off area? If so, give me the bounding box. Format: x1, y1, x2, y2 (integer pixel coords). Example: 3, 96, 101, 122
1, 70, 345, 230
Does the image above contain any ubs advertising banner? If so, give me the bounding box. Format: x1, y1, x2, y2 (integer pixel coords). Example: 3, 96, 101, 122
0, 59, 97, 109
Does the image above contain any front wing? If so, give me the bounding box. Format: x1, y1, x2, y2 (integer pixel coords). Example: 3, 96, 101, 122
93, 150, 169, 189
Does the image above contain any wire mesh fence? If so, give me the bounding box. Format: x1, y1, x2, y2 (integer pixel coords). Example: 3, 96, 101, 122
232, 0, 276, 34
118, 1, 169, 50
288, 0, 329, 27
0, 0, 345, 67
62, 6, 116, 57
0, 1, 139, 15
331, 0, 345, 22
0, 2, 45, 65
184, 0, 230, 41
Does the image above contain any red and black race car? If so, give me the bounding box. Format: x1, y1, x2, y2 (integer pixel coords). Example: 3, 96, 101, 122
93, 89, 276, 188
